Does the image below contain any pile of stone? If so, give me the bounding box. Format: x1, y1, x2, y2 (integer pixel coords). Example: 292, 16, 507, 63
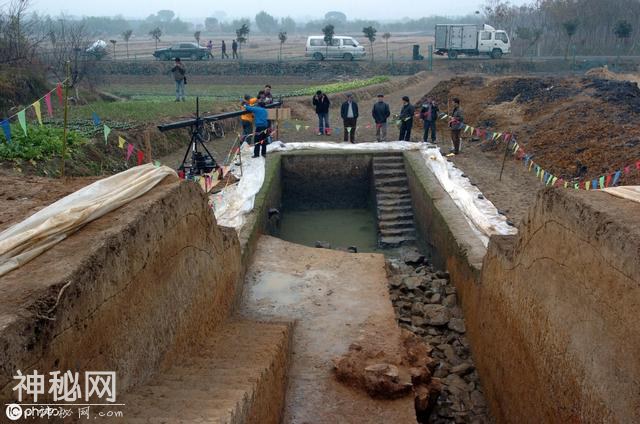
387, 249, 491, 424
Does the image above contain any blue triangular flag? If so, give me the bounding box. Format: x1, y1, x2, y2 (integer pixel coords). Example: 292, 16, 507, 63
1, 119, 10, 143
92, 112, 101, 126
592, 179, 598, 190
612, 170, 622, 186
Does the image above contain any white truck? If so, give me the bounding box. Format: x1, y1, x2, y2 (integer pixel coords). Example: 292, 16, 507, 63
435, 24, 511, 59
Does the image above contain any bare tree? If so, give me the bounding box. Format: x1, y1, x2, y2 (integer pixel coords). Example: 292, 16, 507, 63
362, 26, 376, 61
382, 32, 391, 59
122, 29, 132, 58
0, 0, 48, 63
109, 39, 116, 60
278, 30, 287, 61
149, 27, 162, 50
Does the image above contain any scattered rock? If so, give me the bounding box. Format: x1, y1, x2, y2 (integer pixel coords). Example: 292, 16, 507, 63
448, 318, 466, 334
423, 305, 451, 326
315, 241, 331, 249
451, 363, 474, 376
443, 294, 457, 307
429, 293, 442, 304
402, 249, 425, 266
348, 246, 358, 253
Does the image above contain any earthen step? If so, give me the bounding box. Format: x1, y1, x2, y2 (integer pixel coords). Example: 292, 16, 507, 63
377, 197, 412, 207
380, 227, 416, 238
374, 177, 408, 188
373, 162, 406, 170
379, 219, 415, 229
373, 168, 406, 178
379, 235, 417, 248
100, 320, 292, 424
373, 155, 404, 163
379, 211, 414, 221
376, 186, 411, 195
378, 204, 413, 214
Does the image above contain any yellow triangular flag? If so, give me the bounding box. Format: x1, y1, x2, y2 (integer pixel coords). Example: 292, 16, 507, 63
529, 161, 534, 172
32, 100, 42, 125
118, 136, 126, 149
295, 124, 301, 131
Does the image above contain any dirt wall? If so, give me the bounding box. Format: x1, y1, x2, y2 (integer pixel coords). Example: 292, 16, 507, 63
0, 179, 243, 402
476, 188, 640, 423
405, 152, 640, 422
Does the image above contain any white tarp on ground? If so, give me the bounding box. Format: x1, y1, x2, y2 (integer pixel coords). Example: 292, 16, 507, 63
0, 164, 178, 278
212, 141, 516, 246
603, 186, 640, 204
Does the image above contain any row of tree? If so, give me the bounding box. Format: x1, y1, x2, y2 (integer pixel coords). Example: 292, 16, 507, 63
484, 0, 638, 56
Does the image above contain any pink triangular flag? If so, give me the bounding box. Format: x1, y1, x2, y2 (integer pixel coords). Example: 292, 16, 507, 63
126, 143, 134, 161
44, 92, 53, 117
56, 83, 63, 107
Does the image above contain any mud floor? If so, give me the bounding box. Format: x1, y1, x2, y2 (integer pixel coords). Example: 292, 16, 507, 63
241, 235, 418, 423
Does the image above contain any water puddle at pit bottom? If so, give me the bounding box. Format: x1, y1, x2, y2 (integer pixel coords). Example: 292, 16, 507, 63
278, 209, 380, 253
251, 271, 302, 305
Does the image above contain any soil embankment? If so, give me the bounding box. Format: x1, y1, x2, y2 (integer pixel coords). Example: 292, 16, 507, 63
469, 188, 640, 423
0, 178, 243, 401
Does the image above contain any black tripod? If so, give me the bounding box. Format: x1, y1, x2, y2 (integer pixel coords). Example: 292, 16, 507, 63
179, 97, 218, 178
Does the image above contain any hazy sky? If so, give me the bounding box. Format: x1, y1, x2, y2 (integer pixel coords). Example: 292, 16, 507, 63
31, 0, 530, 21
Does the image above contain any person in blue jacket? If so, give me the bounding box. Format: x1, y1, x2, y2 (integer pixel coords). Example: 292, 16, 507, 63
244, 101, 269, 158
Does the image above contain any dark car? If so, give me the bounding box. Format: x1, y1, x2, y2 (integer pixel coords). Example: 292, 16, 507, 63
153, 42, 209, 61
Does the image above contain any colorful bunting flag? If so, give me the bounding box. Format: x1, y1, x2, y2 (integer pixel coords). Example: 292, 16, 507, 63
592, 179, 598, 190
598, 176, 605, 189
624, 166, 631, 174
585, 181, 591, 190
126, 143, 134, 161
1, 119, 10, 143
56, 83, 63, 106
295, 124, 301, 131
92, 112, 101, 126
605, 174, 612, 187
103, 125, 111, 144
44, 92, 53, 117
17, 110, 27, 136
136, 150, 144, 166
118, 136, 126, 149
612, 170, 622, 186
154, 160, 161, 167
32, 101, 42, 125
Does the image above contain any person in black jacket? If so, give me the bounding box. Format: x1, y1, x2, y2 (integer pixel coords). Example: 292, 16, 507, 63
420, 98, 439, 143
312, 90, 331, 135
340, 93, 359, 143
371, 94, 390, 142
398, 96, 415, 141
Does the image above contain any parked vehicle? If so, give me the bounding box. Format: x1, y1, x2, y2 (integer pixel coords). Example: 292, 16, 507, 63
305, 36, 366, 61
435, 24, 511, 59
153, 43, 209, 61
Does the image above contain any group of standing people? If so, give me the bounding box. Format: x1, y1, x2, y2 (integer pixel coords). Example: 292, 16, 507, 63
206, 40, 239, 59
311, 92, 460, 150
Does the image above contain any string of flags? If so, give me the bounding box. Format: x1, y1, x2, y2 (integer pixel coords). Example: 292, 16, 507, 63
0, 80, 68, 143
437, 112, 639, 190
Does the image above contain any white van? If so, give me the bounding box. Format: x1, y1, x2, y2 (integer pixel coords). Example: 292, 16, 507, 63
305, 36, 366, 61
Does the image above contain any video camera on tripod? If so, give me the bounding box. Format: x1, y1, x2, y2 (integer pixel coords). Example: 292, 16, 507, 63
157, 97, 282, 179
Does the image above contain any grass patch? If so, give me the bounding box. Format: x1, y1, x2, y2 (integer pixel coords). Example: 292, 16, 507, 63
0, 124, 86, 162
68, 99, 236, 123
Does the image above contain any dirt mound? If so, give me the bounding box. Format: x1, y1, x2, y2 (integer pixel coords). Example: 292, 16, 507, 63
585, 66, 618, 80
424, 75, 640, 185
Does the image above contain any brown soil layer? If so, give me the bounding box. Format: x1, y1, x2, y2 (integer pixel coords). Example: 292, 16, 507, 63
0, 174, 98, 232
423, 73, 640, 186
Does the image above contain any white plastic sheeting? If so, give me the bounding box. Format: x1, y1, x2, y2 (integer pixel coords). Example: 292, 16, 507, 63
212, 141, 517, 246
603, 186, 640, 204
0, 164, 177, 278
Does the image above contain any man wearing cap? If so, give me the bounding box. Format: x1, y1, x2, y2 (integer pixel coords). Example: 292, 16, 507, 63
340, 93, 359, 143
398, 96, 415, 141
241, 94, 257, 142
372, 94, 391, 142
